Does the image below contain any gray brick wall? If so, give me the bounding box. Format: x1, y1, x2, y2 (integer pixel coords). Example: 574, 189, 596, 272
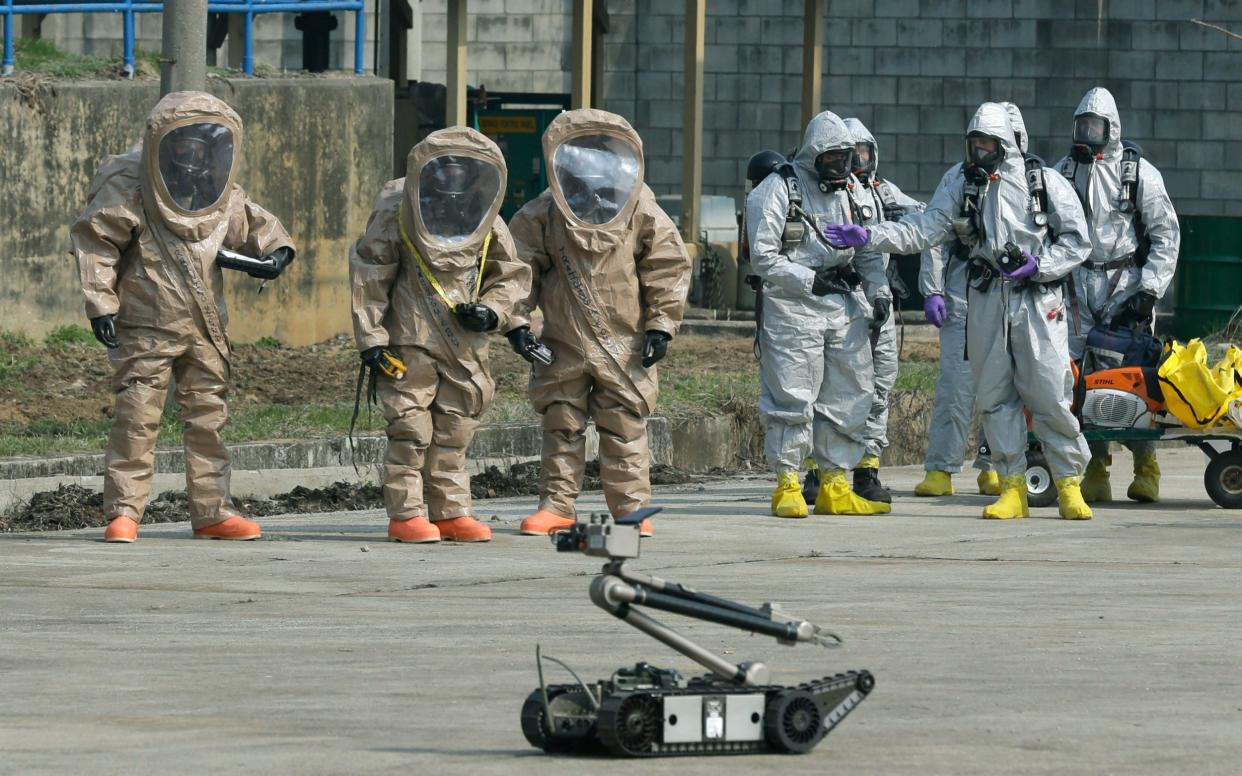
30, 1, 1242, 215
599, 0, 1242, 215
418, 0, 573, 93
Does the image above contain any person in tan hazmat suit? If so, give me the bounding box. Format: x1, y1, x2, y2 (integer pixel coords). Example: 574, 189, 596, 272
350, 127, 531, 543
72, 91, 296, 543
506, 109, 692, 537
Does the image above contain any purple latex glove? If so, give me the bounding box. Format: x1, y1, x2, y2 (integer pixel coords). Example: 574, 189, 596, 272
923, 293, 948, 328
1002, 249, 1040, 280
823, 223, 871, 249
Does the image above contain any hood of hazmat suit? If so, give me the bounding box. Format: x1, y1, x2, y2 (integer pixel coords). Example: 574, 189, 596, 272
350, 126, 529, 412
1054, 87, 1180, 318
70, 91, 294, 529
544, 109, 645, 254
843, 116, 879, 181
1000, 101, 1030, 155
508, 108, 691, 520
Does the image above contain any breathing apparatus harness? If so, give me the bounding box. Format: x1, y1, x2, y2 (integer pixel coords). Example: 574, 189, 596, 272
1059, 139, 1150, 269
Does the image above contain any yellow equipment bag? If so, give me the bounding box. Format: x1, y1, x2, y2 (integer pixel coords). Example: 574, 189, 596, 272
1157, 340, 1242, 429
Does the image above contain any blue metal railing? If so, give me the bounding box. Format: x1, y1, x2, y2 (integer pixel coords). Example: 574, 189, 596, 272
2, 1, 365, 77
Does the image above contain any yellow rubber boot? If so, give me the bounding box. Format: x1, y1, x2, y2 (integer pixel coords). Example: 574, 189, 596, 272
1127, 452, 1161, 503
771, 471, 809, 518
1080, 456, 1113, 503
1057, 476, 1094, 520
914, 470, 953, 496
976, 469, 1001, 496
981, 473, 1029, 519
814, 469, 891, 515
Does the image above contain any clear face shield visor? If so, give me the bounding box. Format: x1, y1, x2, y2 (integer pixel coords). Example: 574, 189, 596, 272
417, 154, 503, 245
157, 122, 235, 213
552, 135, 641, 226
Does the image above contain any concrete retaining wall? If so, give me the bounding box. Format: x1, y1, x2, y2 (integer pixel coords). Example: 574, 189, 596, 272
0, 76, 393, 345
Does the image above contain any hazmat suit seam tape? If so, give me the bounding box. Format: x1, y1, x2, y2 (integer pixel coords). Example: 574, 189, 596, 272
398, 203, 491, 309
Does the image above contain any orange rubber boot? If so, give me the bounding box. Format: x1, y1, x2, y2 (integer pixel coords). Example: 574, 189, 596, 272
193, 515, 262, 540
103, 516, 138, 543
639, 518, 654, 537
387, 516, 440, 543
434, 516, 492, 542
520, 509, 576, 535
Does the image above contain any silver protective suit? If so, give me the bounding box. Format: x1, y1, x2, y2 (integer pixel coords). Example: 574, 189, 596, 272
914, 99, 1031, 475
1054, 87, 1180, 459
869, 103, 1092, 479
843, 117, 922, 460
746, 111, 885, 473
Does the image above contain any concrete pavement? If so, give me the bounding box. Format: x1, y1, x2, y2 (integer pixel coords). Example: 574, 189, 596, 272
1, 446, 1240, 775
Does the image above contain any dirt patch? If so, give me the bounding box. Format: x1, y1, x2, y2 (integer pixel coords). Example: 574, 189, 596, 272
1, 463, 702, 533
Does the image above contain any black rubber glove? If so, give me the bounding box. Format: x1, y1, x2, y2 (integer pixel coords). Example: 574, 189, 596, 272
455, 303, 499, 332
1119, 290, 1158, 325
247, 246, 295, 280
506, 326, 540, 363
811, 267, 839, 296
871, 297, 892, 330
360, 346, 386, 368
90, 314, 119, 348
641, 330, 671, 368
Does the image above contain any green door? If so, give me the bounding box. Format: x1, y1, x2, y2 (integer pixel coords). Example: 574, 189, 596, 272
1173, 216, 1242, 339
477, 109, 561, 220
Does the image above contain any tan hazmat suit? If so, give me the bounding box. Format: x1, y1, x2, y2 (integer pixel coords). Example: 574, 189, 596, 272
350, 127, 530, 521
71, 91, 294, 529
508, 109, 692, 519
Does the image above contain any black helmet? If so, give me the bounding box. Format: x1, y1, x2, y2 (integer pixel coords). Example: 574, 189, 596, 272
746, 149, 786, 187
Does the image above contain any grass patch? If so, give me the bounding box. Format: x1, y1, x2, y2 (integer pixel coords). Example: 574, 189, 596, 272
659, 370, 759, 418
894, 361, 939, 393
0, 418, 112, 457
0, 331, 37, 381
255, 336, 283, 349
44, 324, 98, 347
6, 38, 162, 79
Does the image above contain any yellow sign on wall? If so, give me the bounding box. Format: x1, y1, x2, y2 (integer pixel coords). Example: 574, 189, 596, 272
479, 114, 538, 134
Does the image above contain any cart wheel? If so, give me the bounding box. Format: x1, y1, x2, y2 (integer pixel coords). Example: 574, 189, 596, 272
1204, 451, 1242, 509
1025, 450, 1057, 508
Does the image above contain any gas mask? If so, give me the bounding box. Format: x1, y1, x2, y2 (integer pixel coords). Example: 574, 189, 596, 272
417, 154, 503, 245
552, 134, 641, 226
851, 141, 876, 181
814, 148, 852, 190
157, 122, 234, 212
965, 132, 1004, 179
1071, 113, 1109, 164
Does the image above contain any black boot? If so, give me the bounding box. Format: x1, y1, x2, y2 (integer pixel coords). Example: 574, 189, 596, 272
852, 466, 892, 503
801, 467, 820, 505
